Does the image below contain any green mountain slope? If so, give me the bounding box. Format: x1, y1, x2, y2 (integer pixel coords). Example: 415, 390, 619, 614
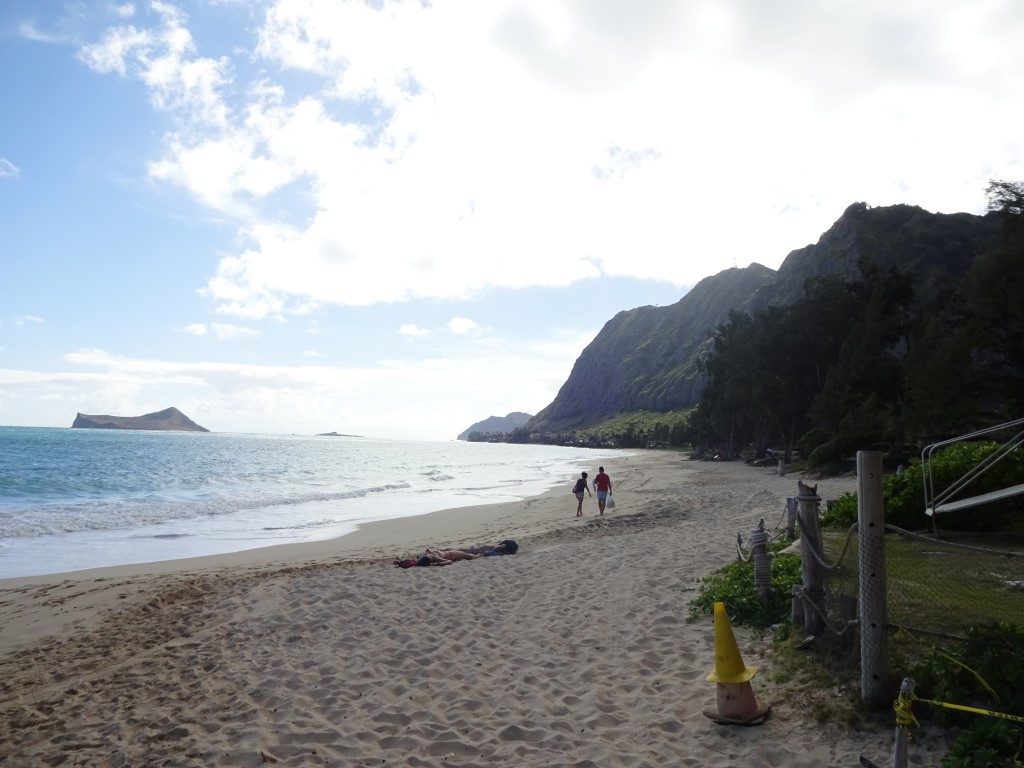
528, 203, 999, 435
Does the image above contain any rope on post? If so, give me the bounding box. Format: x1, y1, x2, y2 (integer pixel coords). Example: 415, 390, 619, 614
749, 519, 772, 603
798, 592, 859, 637
796, 480, 826, 637
735, 531, 752, 562
797, 521, 859, 572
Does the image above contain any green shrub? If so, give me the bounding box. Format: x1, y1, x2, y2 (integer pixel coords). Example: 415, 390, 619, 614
820, 441, 1024, 530
550, 409, 696, 448
895, 442, 1024, 530
822, 492, 858, 527
689, 552, 802, 628
941, 721, 1022, 768
908, 622, 1024, 768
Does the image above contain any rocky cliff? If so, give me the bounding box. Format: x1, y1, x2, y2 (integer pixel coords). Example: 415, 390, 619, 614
457, 412, 533, 440
72, 407, 210, 432
528, 203, 999, 434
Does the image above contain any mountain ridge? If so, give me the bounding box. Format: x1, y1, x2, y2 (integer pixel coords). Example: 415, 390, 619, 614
457, 412, 533, 440
527, 203, 1000, 434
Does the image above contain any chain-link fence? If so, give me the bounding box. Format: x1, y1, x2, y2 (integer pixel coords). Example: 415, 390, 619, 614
820, 525, 1024, 644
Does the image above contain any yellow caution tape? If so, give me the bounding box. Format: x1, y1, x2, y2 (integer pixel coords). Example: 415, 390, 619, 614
912, 695, 1024, 725
894, 693, 918, 729
894, 628, 999, 701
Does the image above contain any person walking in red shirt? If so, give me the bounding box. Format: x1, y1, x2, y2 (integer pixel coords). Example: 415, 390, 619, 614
593, 466, 613, 515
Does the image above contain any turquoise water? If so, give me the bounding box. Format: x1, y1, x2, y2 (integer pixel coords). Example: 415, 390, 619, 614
0, 427, 623, 578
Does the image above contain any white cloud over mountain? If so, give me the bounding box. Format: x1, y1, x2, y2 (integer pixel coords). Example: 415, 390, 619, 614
0, 327, 595, 437
75, 0, 1024, 321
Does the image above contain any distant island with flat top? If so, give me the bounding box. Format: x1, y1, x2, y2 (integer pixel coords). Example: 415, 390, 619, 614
71, 407, 209, 432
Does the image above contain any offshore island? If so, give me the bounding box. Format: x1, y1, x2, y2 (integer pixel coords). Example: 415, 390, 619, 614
71, 406, 209, 432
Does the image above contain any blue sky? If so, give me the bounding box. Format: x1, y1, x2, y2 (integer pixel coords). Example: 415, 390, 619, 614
2, 1, 1022, 439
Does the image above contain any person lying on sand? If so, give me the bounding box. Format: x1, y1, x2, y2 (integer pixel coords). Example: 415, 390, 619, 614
393, 549, 480, 568
393, 541, 518, 568
465, 539, 518, 556
426, 548, 480, 563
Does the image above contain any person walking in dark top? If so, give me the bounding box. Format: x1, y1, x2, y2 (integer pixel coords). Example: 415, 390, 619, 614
572, 471, 591, 516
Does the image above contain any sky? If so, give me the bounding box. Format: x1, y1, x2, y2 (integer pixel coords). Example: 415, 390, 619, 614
1, 1, 1023, 440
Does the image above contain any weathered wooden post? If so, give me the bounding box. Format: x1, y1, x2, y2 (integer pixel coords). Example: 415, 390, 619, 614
892, 677, 915, 768
778, 458, 786, 477
785, 497, 798, 539
858, 450, 888, 707
859, 676, 915, 768
749, 520, 771, 603
796, 479, 825, 636
790, 584, 804, 626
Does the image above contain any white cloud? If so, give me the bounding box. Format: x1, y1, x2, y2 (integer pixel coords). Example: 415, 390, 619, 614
302, 349, 323, 357
210, 322, 259, 340
14, 315, 45, 326
0, 329, 595, 437
78, 4, 229, 127
0, 158, 20, 178
79, 0, 1024, 319
17, 21, 68, 44
398, 323, 431, 338
178, 322, 259, 340
448, 317, 484, 336
113, 3, 136, 18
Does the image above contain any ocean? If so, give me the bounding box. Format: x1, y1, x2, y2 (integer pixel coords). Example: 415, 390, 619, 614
0, 427, 624, 579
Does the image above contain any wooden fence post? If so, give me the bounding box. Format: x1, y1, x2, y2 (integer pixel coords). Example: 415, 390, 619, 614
785, 497, 798, 539
892, 677, 915, 768
797, 479, 825, 636
858, 450, 888, 708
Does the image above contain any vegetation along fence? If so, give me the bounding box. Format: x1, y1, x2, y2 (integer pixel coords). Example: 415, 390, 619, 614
732, 445, 1024, 703
821, 523, 1024, 643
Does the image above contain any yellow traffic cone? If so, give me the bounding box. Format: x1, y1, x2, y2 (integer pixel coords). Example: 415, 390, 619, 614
703, 602, 771, 725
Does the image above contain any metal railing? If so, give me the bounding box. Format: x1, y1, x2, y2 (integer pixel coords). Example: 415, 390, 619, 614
922, 418, 1024, 531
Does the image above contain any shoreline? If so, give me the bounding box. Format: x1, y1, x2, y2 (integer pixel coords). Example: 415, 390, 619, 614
0, 431, 624, 581
0, 449, 638, 587
0, 451, 648, 655
1, 452, 953, 766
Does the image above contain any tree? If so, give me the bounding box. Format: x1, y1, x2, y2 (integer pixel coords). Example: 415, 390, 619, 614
901, 283, 979, 443
985, 179, 1024, 217
967, 179, 1024, 416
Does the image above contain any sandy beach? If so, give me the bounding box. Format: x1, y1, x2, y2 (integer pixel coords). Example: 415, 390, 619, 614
0, 452, 950, 767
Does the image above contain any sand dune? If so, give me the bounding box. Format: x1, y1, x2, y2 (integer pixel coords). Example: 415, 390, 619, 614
0, 453, 950, 766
